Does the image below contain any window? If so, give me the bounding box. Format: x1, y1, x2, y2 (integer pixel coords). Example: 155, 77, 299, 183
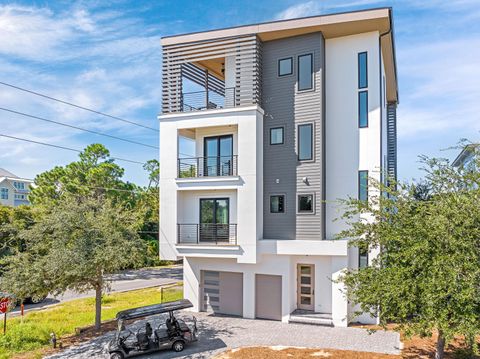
298, 123, 313, 161
358, 91, 368, 128
358, 52, 368, 89
358, 170, 368, 201
359, 247, 368, 268
270, 127, 284, 145
13, 181, 25, 190
278, 57, 293, 77
270, 195, 285, 213
298, 54, 313, 91
15, 194, 26, 200
0, 188, 8, 200
298, 194, 314, 213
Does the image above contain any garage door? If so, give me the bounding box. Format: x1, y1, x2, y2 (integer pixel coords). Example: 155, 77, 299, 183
255, 274, 282, 321
201, 270, 243, 316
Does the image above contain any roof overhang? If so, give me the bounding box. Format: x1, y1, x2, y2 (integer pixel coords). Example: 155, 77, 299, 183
161, 7, 398, 103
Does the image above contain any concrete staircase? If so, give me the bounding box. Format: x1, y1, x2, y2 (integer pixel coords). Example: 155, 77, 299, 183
289, 309, 333, 326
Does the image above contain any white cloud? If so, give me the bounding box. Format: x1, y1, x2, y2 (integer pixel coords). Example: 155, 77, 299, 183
275, 1, 322, 20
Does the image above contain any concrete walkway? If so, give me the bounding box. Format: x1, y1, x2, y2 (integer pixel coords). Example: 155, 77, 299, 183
46, 311, 402, 358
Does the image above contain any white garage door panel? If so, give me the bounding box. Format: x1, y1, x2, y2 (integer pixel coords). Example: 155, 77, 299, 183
255, 274, 282, 321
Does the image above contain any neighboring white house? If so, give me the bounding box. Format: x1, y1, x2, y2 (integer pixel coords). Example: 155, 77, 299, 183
452, 144, 478, 169
0, 168, 33, 207
158, 8, 398, 326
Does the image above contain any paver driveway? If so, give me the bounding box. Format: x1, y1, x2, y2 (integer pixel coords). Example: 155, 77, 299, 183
46, 312, 401, 359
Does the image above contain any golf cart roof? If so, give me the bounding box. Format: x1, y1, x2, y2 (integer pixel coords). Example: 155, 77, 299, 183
116, 299, 193, 321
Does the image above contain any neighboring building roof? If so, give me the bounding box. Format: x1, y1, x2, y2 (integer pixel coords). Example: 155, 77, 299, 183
0, 168, 18, 178
452, 144, 479, 167
161, 7, 398, 103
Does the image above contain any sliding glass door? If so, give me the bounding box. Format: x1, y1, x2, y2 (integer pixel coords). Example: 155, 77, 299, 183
200, 198, 229, 243
204, 135, 233, 176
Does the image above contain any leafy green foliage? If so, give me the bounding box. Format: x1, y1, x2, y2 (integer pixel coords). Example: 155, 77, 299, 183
338, 154, 480, 358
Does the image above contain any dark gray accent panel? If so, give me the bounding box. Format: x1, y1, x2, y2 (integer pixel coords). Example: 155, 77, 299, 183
262, 33, 325, 240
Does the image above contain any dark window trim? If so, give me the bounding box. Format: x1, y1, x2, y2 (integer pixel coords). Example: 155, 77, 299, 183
358, 170, 368, 201
270, 127, 284, 145
278, 57, 293, 77
199, 197, 230, 224
203, 134, 234, 176
270, 194, 285, 214
358, 51, 368, 89
359, 247, 369, 268
297, 123, 314, 161
358, 90, 368, 128
297, 193, 315, 214
297, 53, 314, 91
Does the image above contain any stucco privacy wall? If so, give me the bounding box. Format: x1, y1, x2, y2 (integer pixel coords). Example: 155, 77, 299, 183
159, 106, 264, 263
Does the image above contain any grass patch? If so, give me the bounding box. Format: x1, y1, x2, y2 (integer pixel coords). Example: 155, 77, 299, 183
0, 285, 183, 359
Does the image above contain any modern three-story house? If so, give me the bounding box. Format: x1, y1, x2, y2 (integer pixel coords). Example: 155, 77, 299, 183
159, 8, 398, 326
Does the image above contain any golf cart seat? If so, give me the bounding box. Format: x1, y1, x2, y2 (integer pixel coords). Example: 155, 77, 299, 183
154, 328, 169, 340
136, 332, 149, 350
166, 317, 181, 336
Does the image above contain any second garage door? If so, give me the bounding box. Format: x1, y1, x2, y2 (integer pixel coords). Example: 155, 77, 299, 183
201, 270, 243, 316
255, 274, 282, 321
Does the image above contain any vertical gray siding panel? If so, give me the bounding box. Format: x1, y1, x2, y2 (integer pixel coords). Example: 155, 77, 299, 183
262, 33, 324, 240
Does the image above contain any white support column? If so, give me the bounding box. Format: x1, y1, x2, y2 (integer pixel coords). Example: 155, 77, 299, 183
183, 257, 200, 312
331, 256, 348, 327
242, 271, 255, 319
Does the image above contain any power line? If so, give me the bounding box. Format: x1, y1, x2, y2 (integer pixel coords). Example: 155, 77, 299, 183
0, 107, 159, 150
0, 81, 158, 132
0, 133, 145, 165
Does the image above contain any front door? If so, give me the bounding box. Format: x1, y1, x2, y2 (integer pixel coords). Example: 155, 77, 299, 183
297, 264, 315, 311
199, 198, 229, 243
204, 135, 233, 176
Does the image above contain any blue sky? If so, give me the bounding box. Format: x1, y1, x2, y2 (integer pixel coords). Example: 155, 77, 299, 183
0, 0, 479, 186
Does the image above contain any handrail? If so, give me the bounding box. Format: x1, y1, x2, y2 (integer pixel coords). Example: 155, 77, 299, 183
178, 155, 238, 178
177, 223, 237, 245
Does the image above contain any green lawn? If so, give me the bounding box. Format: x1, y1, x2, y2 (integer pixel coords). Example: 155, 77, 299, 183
0, 285, 183, 359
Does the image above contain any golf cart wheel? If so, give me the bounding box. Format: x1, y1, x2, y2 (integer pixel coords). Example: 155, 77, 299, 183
172, 340, 185, 352
110, 352, 124, 359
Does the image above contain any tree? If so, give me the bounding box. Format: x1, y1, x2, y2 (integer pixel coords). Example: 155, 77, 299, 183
29, 143, 139, 207
1, 196, 145, 329
338, 154, 480, 359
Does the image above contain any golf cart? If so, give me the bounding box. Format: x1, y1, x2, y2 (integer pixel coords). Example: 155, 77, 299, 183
107, 299, 198, 359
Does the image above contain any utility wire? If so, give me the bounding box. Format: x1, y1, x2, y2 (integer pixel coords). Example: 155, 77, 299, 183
0, 133, 145, 165
0, 107, 159, 150
0, 81, 158, 132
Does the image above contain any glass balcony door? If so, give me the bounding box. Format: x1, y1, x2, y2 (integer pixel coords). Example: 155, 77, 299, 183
204, 135, 233, 176
199, 198, 229, 243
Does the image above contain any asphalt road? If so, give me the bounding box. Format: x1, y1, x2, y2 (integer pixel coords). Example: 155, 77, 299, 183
11, 265, 183, 316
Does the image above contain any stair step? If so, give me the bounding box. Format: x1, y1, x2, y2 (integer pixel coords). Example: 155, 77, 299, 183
289, 315, 333, 327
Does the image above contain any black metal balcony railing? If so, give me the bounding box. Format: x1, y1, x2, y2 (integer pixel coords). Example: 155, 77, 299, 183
182, 87, 235, 112
178, 155, 238, 178
177, 224, 237, 245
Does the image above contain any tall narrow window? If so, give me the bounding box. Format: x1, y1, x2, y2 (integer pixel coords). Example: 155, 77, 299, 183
358, 52, 368, 89
359, 248, 368, 268
358, 91, 368, 128
358, 170, 368, 201
298, 123, 313, 161
298, 54, 313, 91
0, 188, 8, 200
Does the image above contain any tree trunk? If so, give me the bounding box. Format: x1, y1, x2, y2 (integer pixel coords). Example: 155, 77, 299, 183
435, 329, 445, 359
94, 284, 102, 330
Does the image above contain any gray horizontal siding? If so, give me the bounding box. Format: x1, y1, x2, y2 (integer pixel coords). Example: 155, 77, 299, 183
262, 33, 324, 240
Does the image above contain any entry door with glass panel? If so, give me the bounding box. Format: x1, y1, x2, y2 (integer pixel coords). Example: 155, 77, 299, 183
297, 264, 315, 311
204, 135, 233, 176
200, 198, 229, 243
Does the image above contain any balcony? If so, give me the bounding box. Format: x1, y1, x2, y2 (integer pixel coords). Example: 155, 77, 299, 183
177, 224, 237, 245
178, 155, 238, 178
182, 88, 235, 112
